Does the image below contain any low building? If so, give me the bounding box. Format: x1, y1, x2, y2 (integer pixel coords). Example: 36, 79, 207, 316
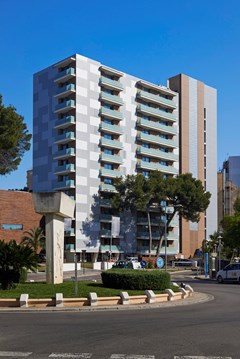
0, 190, 43, 243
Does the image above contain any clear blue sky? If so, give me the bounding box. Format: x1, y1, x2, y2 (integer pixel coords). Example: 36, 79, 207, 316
0, 0, 239, 190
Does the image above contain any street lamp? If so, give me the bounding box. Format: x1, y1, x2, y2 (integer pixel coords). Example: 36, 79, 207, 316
82, 250, 86, 275
164, 205, 168, 271
218, 234, 223, 271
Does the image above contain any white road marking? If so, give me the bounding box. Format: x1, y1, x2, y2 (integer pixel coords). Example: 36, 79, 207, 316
49, 354, 92, 358
174, 357, 232, 359
111, 355, 155, 359
0, 352, 32, 357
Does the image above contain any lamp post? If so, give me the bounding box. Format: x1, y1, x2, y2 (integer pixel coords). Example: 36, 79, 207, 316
82, 250, 86, 275
74, 252, 78, 297
164, 206, 168, 271
218, 234, 223, 271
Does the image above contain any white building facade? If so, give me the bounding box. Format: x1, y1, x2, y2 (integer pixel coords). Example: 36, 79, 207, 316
33, 54, 217, 261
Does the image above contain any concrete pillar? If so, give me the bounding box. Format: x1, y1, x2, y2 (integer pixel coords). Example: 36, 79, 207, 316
32, 192, 75, 284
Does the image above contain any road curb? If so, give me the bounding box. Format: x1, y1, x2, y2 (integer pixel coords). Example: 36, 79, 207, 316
0, 292, 214, 313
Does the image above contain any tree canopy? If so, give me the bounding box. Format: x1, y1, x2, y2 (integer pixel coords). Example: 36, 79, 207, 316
112, 172, 211, 256
0, 95, 32, 175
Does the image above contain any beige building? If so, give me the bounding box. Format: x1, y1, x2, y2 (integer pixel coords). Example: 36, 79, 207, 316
169, 74, 217, 257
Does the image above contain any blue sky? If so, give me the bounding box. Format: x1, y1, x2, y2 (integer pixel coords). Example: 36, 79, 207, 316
0, 0, 239, 190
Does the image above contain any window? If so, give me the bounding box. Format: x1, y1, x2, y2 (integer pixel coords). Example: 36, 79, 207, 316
104, 149, 113, 155
104, 133, 113, 140
104, 163, 113, 170
103, 118, 112, 124
142, 143, 150, 148
104, 178, 113, 184
142, 130, 150, 134
2, 224, 23, 230
142, 171, 149, 178
142, 157, 150, 162
204, 108, 207, 119
160, 160, 167, 166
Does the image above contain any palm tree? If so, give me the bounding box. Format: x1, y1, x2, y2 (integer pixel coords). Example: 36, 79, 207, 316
0, 240, 38, 289
21, 227, 45, 254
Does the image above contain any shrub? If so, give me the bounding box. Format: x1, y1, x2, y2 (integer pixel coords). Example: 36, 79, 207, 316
101, 269, 171, 291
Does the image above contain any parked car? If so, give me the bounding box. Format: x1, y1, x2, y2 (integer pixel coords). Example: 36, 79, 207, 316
112, 260, 142, 269
217, 263, 240, 283
171, 258, 194, 267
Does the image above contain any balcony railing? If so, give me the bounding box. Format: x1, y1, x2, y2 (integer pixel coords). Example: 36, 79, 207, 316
99, 76, 123, 91
137, 160, 178, 174
100, 153, 123, 164
55, 67, 75, 82
99, 92, 123, 105
55, 131, 75, 144
137, 90, 176, 109
137, 118, 177, 135
53, 147, 75, 159
55, 163, 75, 174
54, 99, 75, 113
54, 179, 75, 190
137, 104, 176, 122
55, 115, 76, 129
100, 168, 122, 178
56, 83, 75, 97
99, 183, 117, 192
137, 132, 177, 149
137, 146, 178, 162
100, 138, 123, 149
99, 107, 123, 120
99, 122, 123, 135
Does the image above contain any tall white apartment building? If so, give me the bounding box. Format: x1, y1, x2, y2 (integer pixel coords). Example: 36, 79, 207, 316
33, 54, 217, 261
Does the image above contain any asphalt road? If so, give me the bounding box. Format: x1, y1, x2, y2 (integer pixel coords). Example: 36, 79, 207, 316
0, 273, 239, 359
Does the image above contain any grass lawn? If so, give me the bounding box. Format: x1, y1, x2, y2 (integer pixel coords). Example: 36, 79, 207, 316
0, 281, 166, 299
0, 280, 179, 299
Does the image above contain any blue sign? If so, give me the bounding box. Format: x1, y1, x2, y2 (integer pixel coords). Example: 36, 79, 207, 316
140, 260, 147, 268
156, 257, 164, 269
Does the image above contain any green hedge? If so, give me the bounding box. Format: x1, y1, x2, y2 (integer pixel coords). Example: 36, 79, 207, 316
101, 269, 171, 291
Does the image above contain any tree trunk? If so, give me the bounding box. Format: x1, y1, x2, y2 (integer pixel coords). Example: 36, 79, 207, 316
147, 210, 152, 257
155, 211, 175, 257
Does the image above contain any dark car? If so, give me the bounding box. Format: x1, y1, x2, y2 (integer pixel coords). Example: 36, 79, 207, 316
112, 260, 134, 269
171, 258, 193, 267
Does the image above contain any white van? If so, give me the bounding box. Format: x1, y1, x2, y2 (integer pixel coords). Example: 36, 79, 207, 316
217, 263, 240, 283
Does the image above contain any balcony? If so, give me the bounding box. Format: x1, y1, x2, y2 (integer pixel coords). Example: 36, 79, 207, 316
137, 217, 160, 226
64, 228, 75, 236
99, 214, 112, 222
99, 92, 123, 106
54, 179, 75, 190
100, 138, 123, 149
99, 183, 117, 193
100, 168, 122, 178
55, 67, 76, 82
137, 118, 177, 135
54, 99, 76, 114
99, 76, 123, 91
137, 132, 177, 149
137, 90, 176, 109
137, 160, 178, 175
55, 131, 75, 144
55, 115, 76, 129
99, 122, 123, 135
99, 245, 123, 252
55, 83, 76, 98
137, 231, 161, 240
100, 199, 112, 207
100, 153, 123, 164
137, 104, 176, 122
55, 163, 75, 175
53, 147, 75, 160
99, 107, 123, 121
137, 146, 178, 162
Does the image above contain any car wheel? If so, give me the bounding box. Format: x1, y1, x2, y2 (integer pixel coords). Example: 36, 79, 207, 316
217, 275, 223, 284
